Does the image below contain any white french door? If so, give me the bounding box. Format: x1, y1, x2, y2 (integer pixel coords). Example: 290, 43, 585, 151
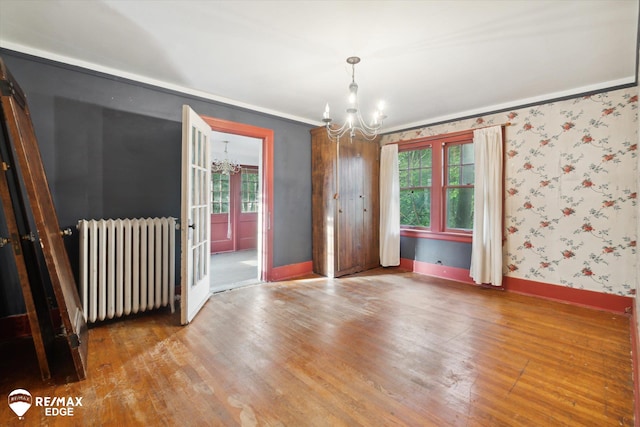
180, 105, 211, 324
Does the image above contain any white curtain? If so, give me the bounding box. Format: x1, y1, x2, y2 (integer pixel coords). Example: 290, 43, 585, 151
380, 144, 400, 267
470, 126, 503, 286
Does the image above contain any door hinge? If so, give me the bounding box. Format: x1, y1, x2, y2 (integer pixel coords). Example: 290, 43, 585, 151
69, 333, 81, 349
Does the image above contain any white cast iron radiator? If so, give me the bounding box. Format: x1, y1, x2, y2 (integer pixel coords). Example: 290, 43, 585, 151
77, 217, 176, 323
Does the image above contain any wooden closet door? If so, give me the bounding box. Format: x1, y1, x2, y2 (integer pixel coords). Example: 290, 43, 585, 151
310, 126, 380, 278
360, 140, 380, 270
336, 141, 363, 276
311, 127, 335, 277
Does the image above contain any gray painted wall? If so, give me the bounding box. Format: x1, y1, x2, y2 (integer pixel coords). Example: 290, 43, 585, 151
0, 50, 313, 317
400, 236, 472, 269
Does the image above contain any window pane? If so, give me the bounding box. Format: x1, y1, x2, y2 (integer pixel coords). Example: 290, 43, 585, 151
462, 143, 474, 163
409, 151, 421, 168
399, 152, 409, 169
462, 165, 474, 185
424, 148, 432, 165
399, 169, 408, 187
446, 188, 474, 229
400, 188, 430, 227
399, 148, 432, 226
410, 169, 421, 187
448, 166, 460, 185
422, 167, 432, 186
448, 145, 461, 164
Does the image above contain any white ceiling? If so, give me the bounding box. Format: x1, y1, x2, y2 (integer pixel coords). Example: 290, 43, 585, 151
0, 0, 637, 133
211, 131, 260, 166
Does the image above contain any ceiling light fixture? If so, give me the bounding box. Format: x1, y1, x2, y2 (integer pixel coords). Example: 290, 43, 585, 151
322, 56, 386, 142
211, 141, 241, 175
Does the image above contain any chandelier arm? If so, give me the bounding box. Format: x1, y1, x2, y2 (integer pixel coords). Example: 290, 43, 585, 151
327, 121, 350, 135
326, 121, 351, 140
353, 108, 383, 133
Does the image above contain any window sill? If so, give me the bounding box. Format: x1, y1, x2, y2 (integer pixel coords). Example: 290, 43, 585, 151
400, 228, 472, 243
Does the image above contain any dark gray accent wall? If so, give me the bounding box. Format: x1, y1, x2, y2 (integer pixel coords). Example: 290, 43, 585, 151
400, 236, 472, 270
0, 49, 313, 317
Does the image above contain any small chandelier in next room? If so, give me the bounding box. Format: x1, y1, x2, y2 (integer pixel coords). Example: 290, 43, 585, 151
211, 141, 241, 175
322, 56, 387, 142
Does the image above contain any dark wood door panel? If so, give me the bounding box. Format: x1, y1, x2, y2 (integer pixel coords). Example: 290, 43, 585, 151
0, 58, 88, 380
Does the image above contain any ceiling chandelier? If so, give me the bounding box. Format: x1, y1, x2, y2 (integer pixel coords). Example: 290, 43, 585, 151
322, 56, 386, 142
211, 141, 241, 175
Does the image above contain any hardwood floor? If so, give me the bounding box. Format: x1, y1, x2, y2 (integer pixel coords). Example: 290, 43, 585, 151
0, 269, 634, 426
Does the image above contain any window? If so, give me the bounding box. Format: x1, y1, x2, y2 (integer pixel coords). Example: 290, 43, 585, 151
398, 129, 475, 241
241, 168, 259, 213
211, 173, 229, 214
445, 143, 474, 230
399, 148, 432, 227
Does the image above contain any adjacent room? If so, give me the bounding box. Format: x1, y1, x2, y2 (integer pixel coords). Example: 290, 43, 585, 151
0, 1, 638, 425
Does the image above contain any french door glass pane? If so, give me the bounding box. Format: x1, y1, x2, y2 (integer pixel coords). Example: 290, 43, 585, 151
211, 173, 229, 213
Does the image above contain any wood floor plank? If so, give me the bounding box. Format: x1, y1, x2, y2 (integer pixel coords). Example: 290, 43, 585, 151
0, 269, 634, 426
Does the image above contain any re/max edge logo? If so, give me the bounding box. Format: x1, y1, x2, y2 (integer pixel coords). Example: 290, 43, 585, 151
8, 389, 83, 419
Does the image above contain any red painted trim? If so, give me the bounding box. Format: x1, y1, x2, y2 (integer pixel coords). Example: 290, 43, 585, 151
631, 307, 640, 425
503, 276, 633, 314
398, 258, 414, 271
201, 116, 275, 281
400, 228, 472, 243
271, 261, 313, 281
402, 258, 633, 315
409, 259, 475, 285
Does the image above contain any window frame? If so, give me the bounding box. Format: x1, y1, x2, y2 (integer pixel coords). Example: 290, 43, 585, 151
397, 129, 475, 243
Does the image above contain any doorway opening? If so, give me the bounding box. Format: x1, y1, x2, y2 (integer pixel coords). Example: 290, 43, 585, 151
210, 132, 261, 292
201, 116, 274, 292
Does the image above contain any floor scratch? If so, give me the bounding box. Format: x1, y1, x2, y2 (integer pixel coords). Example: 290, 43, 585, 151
508, 359, 530, 394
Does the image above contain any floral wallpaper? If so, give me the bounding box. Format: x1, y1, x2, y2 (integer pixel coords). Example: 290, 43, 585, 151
382, 87, 638, 296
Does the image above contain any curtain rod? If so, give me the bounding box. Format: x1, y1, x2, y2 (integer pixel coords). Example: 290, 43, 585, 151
474, 122, 511, 131
387, 122, 512, 145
